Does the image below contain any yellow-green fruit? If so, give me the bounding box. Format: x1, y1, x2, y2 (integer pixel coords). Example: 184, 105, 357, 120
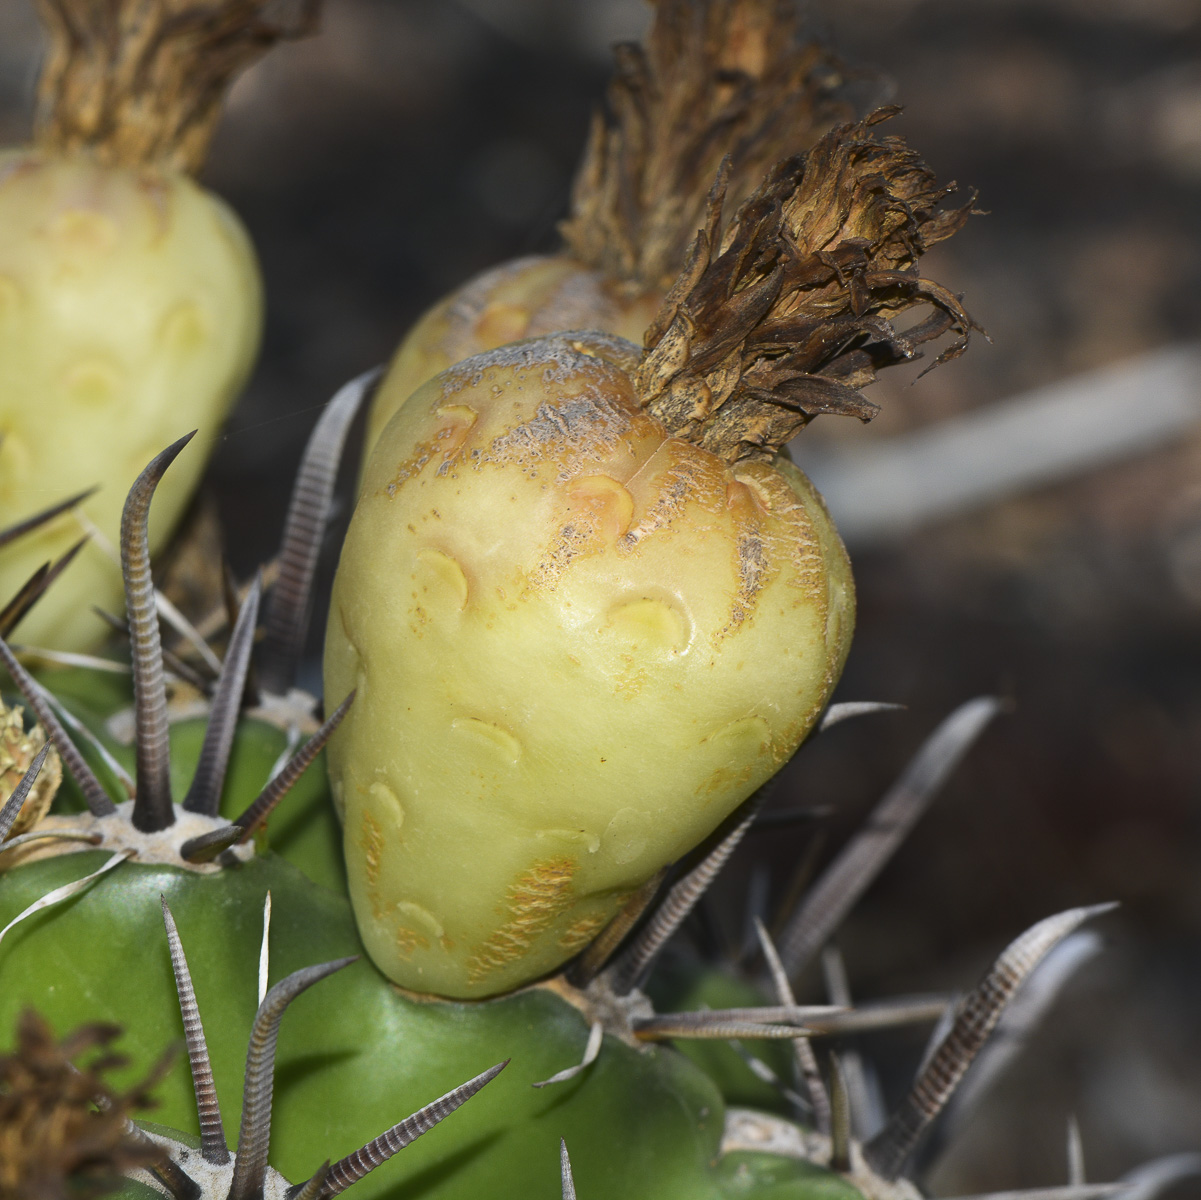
325, 332, 854, 999
0, 150, 261, 650
363, 255, 661, 460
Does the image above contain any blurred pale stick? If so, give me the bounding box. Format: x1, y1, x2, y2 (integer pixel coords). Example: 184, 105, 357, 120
793, 344, 1201, 546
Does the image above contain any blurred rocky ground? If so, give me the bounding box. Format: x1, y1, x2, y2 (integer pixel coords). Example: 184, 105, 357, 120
2, 0, 1200, 1193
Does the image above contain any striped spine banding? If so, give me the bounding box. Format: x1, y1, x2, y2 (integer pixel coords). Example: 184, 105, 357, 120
160, 899, 229, 1165
863, 904, 1118, 1180
234, 692, 355, 840
226, 957, 358, 1200
182, 575, 261, 815
121, 433, 195, 833
258, 368, 381, 695
323, 1061, 508, 1195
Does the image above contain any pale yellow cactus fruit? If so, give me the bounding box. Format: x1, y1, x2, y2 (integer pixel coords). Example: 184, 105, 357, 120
0, 0, 319, 651
0, 702, 62, 837
0, 151, 260, 650
330, 111, 978, 999
325, 333, 854, 998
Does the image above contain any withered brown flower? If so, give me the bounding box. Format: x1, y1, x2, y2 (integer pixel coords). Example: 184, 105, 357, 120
0, 1011, 167, 1200
560, 0, 856, 296
636, 108, 983, 463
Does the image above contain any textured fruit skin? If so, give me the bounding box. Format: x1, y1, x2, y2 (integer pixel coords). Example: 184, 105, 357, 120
326, 333, 854, 998
363, 254, 661, 460
0, 150, 262, 650
0, 853, 862, 1200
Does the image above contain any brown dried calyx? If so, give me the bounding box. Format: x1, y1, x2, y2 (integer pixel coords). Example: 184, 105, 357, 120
0, 1011, 167, 1200
559, 0, 854, 298
34, 0, 320, 175
634, 108, 982, 464
0, 705, 62, 838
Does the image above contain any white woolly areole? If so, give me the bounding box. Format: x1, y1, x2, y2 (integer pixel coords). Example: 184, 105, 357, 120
29, 800, 253, 872
722, 1109, 923, 1200
126, 1127, 293, 1200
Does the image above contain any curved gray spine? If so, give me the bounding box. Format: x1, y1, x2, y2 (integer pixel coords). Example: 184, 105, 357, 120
863, 904, 1117, 1180
226, 957, 358, 1200
121, 433, 195, 833
258, 368, 381, 695
182, 576, 261, 815
323, 1061, 508, 1195
777, 697, 1001, 979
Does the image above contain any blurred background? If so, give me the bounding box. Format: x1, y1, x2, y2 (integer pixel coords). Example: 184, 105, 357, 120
2, 0, 1200, 1193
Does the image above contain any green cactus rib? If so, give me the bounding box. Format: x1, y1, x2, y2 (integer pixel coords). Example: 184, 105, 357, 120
0, 852, 863, 1200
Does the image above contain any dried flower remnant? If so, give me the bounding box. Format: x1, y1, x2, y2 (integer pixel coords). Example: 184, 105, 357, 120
363, 0, 857, 455
560, 0, 854, 297
0, 1011, 166, 1199
0, 705, 62, 839
635, 108, 981, 463
34, 0, 319, 174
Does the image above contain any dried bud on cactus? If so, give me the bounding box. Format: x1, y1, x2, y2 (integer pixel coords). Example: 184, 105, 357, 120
635, 107, 981, 463
560, 0, 853, 297
34, 0, 319, 174
0, 705, 61, 839
364, 0, 856, 457
0, 1010, 165, 1199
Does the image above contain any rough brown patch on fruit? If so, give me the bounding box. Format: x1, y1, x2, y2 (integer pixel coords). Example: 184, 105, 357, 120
528, 521, 591, 592
393, 925, 429, 962
718, 527, 769, 641
483, 392, 633, 481
558, 910, 609, 954
623, 440, 729, 553
361, 811, 384, 892
466, 856, 576, 984
384, 449, 433, 496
